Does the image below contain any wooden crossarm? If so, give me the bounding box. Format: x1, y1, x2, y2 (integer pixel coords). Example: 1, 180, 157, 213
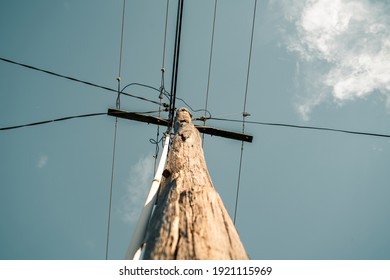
108, 108, 253, 143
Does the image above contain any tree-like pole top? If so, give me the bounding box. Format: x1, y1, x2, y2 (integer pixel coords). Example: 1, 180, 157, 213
174, 107, 193, 132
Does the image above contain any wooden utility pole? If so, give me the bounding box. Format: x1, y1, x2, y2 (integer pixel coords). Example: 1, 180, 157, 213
109, 106, 251, 259
109, 0, 251, 260
142, 108, 248, 260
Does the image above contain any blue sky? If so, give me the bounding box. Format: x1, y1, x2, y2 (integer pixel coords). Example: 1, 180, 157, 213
1, 0, 390, 260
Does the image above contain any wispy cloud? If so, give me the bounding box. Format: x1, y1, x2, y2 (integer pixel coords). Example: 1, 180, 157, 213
275, 0, 390, 119
118, 153, 154, 224
37, 155, 48, 169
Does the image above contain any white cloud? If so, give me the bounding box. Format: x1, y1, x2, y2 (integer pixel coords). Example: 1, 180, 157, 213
276, 0, 390, 119
118, 153, 155, 224
37, 155, 48, 169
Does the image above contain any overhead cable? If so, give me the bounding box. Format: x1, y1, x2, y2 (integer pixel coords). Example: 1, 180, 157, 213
204, 0, 218, 127
0, 57, 161, 106
0, 113, 106, 131
116, 0, 126, 109
234, 0, 258, 225
209, 117, 390, 139
161, 0, 170, 83
106, 116, 118, 260
0, 110, 166, 132
107, 0, 127, 260
168, 0, 184, 129
153, 0, 171, 173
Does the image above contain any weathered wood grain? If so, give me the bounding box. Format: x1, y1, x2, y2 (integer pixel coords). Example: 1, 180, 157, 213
143, 108, 248, 260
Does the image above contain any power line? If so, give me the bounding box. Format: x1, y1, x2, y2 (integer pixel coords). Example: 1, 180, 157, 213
116, 0, 126, 109
0, 110, 166, 132
118, 0, 126, 80
209, 117, 390, 139
121, 83, 162, 96
153, 0, 171, 173
234, 0, 258, 225
161, 0, 170, 74
4, 109, 386, 138
242, 0, 257, 119
204, 0, 218, 125
174, 95, 212, 118
106, 116, 118, 260
106, 0, 127, 260
201, 0, 218, 145
0, 112, 106, 131
116, 0, 127, 107
159, 0, 170, 97
0, 57, 161, 106
169, 0, 184, 129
